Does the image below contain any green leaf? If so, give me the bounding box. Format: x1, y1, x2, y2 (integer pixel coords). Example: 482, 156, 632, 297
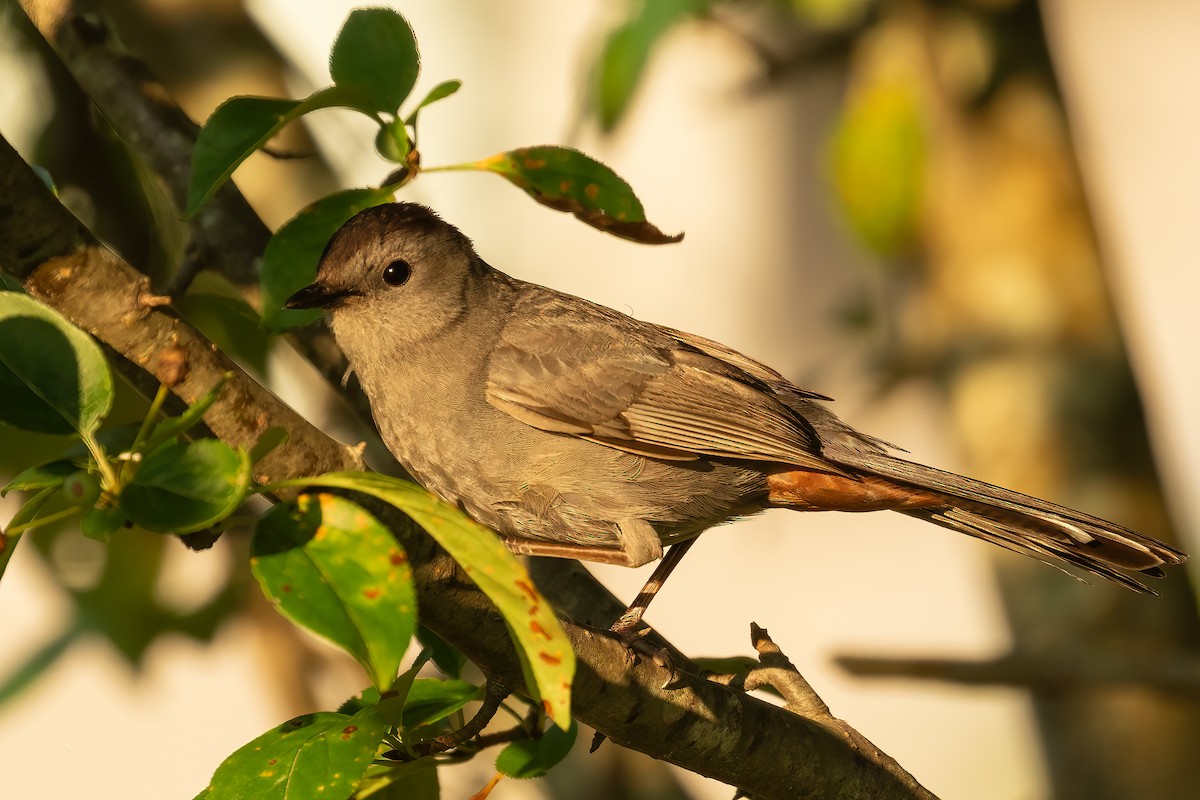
404, 79, 462, 126
416, 623, 466, 679
251, 494, 416, 690
330, 8, 420, 115
139, 374, 230, 453
495, 721, 578, 779
470, 146, 682, 244
401, 679, 481, 729
278, 472, 575, 730
121, 439, 251, 533
357, 759, 439, 800
0, 621, 83, 707
203, 707, 386, 800
375, 119, 412, 163
82, 506, 127, 543
0, 486, 56, 580
186, 87, 360, 216
0, 292, 113, 435
249, 426, 289, 466
3, 460, 77, 495
593, 0, 707, 131
175, 287, 271, 375
260, 187, 396, 332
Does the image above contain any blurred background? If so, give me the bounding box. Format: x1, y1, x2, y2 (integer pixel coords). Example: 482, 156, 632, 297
2, 0, 1198, 798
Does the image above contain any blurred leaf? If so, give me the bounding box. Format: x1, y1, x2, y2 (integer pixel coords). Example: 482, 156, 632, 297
140, 374, 230, 453
496, 721, 578, 779
279, 471, 575, 730
828, 75, 925, 257
121, 439, 251, 533
249, 426, 289, 466
202, 707, 386, 800
175, 288, 271, 375
251, 494, 416, 691
0, 621, 83, 708
0, 486, 56, 580
3, 460, 76, 495
82, 506, 126, 543
0, 292, 113, 435
260, 187, 396, 332
470, 146, 682, 244
330, 8, 420, 115
790, 0, 872, 28
186, 87, 360, 216
405, 79, 462, 127
593, 0, 707, 131
417, 623, 466, 679
401, 678, 481, 729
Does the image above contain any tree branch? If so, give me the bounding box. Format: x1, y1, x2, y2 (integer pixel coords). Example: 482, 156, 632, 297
837, 650, 1200, 696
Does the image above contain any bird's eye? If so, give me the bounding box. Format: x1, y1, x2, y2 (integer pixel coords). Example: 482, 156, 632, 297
382, 259, 412, 287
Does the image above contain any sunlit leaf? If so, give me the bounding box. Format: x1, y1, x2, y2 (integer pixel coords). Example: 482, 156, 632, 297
0, 292, 113, 435
330, 8, 420, 115
251, 494, 416, 690
202, 707, 386, 800
260, 187, 396, 332
404, 79, 462, 127
470, 146, 681, 244
121, 439, 250, 533
277, 471, 575, 730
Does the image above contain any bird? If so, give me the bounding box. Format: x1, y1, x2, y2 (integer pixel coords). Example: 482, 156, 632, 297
287, 201, 1186, 625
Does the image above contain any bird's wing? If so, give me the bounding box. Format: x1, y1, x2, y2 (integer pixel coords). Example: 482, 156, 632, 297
485, 292, 836, 472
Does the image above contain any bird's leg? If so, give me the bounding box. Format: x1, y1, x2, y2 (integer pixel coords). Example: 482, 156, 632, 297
611, 537, 697, 636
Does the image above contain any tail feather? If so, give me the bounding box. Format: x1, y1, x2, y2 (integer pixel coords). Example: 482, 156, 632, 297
832, 451, 1187, 592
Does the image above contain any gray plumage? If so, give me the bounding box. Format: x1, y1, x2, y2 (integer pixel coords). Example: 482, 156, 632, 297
287, 202, 1186, 592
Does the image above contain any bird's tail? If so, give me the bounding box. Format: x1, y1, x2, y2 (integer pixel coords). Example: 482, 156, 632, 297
847, 451, 1186, 593
767, 450, 1187, 593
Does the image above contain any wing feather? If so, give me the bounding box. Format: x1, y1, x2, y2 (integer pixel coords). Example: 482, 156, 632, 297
485, 291, 840, 473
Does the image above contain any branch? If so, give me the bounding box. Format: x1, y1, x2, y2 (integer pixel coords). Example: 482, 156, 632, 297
837, 650, 1200, 696
19, 0, 270, 289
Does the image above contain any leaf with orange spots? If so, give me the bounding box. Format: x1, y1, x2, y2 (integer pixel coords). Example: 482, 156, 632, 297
250, 494, 416, 691
278, 471, 576, 730
467, 146, 683, 244
200, 707, 385, 800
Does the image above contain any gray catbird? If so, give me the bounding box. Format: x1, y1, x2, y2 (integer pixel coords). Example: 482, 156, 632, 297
288, 202, 1186, 608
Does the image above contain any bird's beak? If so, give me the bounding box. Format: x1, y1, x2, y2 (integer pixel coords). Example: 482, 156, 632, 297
285, 283, 358, 310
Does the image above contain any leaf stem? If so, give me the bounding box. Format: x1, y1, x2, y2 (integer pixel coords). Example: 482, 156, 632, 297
131, 383, 171, 453
82, 432, 121, 494
4, 506, 81, 536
